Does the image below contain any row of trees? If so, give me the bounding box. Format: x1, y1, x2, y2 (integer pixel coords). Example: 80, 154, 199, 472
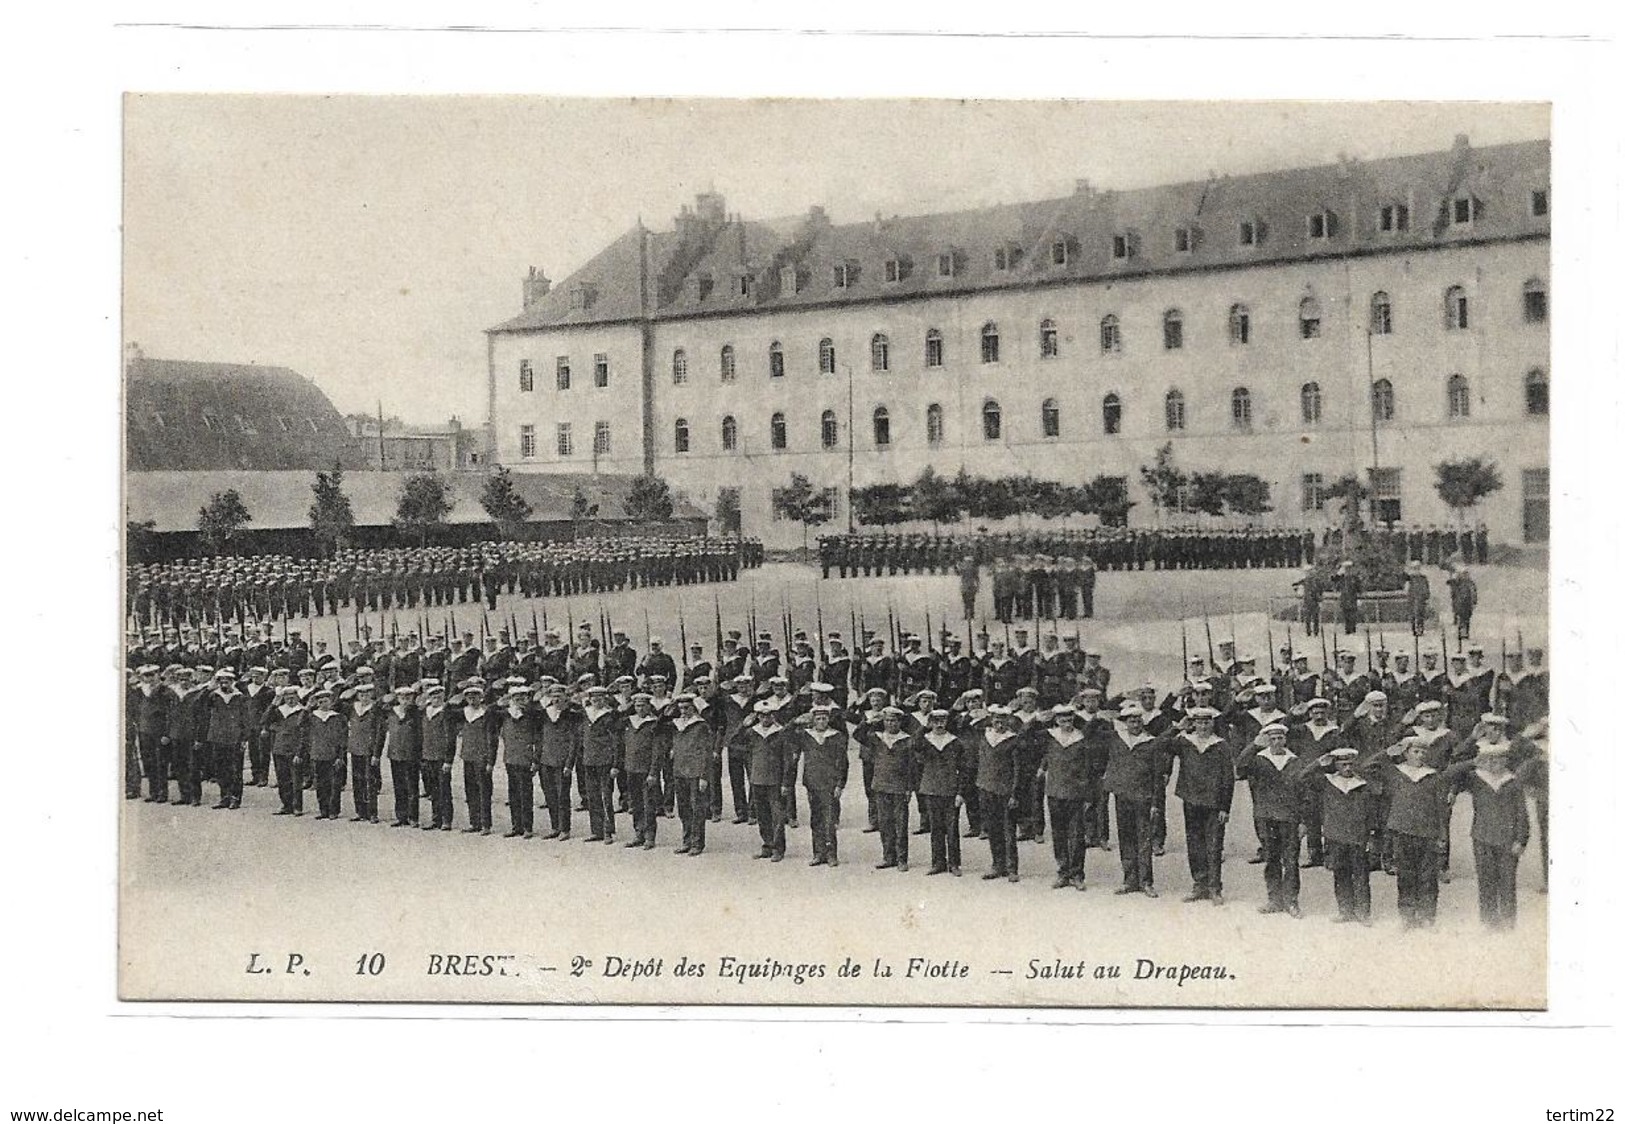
1138, 443, 1273, 519
847, 467, 1139, 529
172, 465, 682, 557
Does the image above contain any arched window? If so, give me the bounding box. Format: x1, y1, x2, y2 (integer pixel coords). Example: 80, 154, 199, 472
1162, 308, 1184, 350
1164, 389, 1186, 432
1371, 378, 1395, 423
820, 410, 839, 449
770, 412, 787, 450
672, 348, 688, 384
982, 399, 1002, 441
1040, 318, 1059, 358
1228, 303, 1250, 345
924, 329, 944, 368
872, 407, 891, 447
720, 415, 738, 452
925, 403, 944, 446
980, 322, 1000, 364
871, 333, 890, 373
1445, 286, 1469, 330
674, 418, 690, 454
1231, 387, 1253, 429
1299, 296, 1322, 339
1447, 374, 1471, 419
1102, 393, 1122, 435
818, 338, 835, 375
1523, 278, 1548, 324
1041, 398, 1061, 438
768, 341, 784, 379
1100, 314, 1121, 354
1525, 368, 1549, 416
719, 344, 736, 383
1370, 291, 1393, 335
1300, 381, 1322, 425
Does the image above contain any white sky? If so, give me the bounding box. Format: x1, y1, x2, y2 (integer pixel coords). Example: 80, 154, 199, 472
123, 98, 1549, 422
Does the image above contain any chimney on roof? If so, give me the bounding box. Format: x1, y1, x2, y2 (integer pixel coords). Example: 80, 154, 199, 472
808, 205, 829, 227
1453, 133, 1471, 152
694, 191, 726, 225
522, 266, 552, 310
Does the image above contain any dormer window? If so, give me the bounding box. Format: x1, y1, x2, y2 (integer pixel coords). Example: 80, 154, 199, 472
1380, 202, 1410, 233
738, 273, 753, 297
833, 261, 859, 289
1111, 233, 1136, 260
1530, 188, 1549, 217
936, 250, 961, 278
1173, 226, 1196, 253
1308, 210, 1335, 240
568, 283, 598, 311
883, 256, 911, 283
1050, 238, 1071, 266
1449, 196, 1477, 226
1238, 217, 1262, 247
993, 244, 1022, 271
779, 265, 803, 295
696, 274, 714, 301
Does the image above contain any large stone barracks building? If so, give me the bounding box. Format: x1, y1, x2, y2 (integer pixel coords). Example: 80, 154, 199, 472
486, 135, 1549, 548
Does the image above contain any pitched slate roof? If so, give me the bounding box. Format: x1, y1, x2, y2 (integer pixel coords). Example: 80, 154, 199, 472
489, 138, 1548, 334
126, 357, 371, 472
126, 470, 705, 534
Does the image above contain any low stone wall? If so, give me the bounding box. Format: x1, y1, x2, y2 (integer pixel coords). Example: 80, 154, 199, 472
1273, 591, 1432, 626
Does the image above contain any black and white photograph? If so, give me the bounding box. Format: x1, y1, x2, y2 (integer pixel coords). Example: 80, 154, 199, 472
117, 95, 1554, 1008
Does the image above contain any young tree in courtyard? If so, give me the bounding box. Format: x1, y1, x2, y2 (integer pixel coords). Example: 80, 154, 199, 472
1188, 471, 1229, 517
623, 473, 676, 522
1221, 473, 1274, 518
479, 465, 534, 538
772, 472, 833, 554
1434, 457, 1504, 528
1139, 442, 1189, 521
850, 482, 912, 527
1080, 475, 1135, 527
198, 489, 252, 555
392, 472, 453, 547
570, 485, 599, 524
912, 466, 963, 527
308, 460, 355, 556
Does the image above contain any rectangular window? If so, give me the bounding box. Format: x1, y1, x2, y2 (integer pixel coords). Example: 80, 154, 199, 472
1173, 227, 1192, 253
1051, 240, 1068, 266
834, 263, 853, 288
519, 425, 536, 459
822, 487, 839, 523
519, 360, 534, 393
1451, 197, 1473, 225
937, 253, 956, 278
697, 275, 714, 301
1379, 203, 1410, 233
884, 259, 901, 283
556, 356, 571, 391
739, 274, 752, 297
1371, 467, 1403, 524
1530, 189, 1549, 217
1301, 473, 1325, 513
1238, 219, 1257, 246
1308, 211, 1331, 239
994, 247, 1010, 271
925, 334, 943, 368
1524, 288, 1548, 324
556, 423, 573, 457
1163, 319, 1183, 350
1111, 234, 1130, 260
593, 353, 609, 387
594, 421, 611, 456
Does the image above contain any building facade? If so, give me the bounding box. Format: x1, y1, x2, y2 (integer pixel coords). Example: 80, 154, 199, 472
487, 137, 1549, 548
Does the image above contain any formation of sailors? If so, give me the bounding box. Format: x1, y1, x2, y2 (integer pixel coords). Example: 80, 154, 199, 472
125, 617, 1548, 930
127, 533, 763, 627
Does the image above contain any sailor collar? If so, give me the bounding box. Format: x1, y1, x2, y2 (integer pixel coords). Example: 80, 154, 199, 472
1411, 725, 1451, 745
425, 703, 446, 720
627, 714, 659, 730
1247, 706, 1286, 726
1258, 748, 1297, 771
875, 730, 911, 747
1304, 722, 1342, 741
804, 727, 841, 744
1473, 767, 1517, 791
277, 703, 302, 718
1047, 726, 1086, 747
504, 705, 526, 719
672, 715, 706, 732
584, 705, 614, 722
311, 708, 339, 721
1183, 732, 1223, 753
1394, 763, 1437, 782
1327, 773, 1367, 794
924, 731, 957, 749
353, 702, 373, 718
461, 704, 489, 723
543, 704, 565, 720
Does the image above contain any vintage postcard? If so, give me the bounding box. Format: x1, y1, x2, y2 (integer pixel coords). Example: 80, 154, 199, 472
120, 96, 1550, 1007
